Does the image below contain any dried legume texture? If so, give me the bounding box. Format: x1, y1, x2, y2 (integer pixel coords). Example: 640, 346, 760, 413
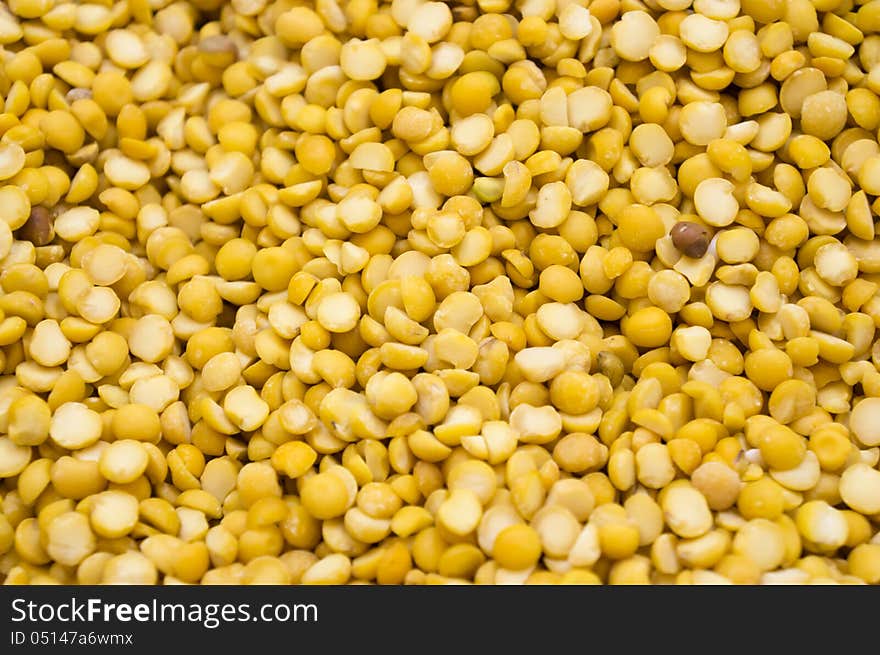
0, 0, 879, 587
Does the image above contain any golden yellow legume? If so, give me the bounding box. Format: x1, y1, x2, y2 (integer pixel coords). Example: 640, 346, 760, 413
0, 0, 876, 588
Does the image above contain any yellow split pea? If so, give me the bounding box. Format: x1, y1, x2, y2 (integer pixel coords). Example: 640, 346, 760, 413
0, 0, 879, 588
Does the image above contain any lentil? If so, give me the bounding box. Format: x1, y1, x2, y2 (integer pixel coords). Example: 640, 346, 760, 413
0, 0, 876, 588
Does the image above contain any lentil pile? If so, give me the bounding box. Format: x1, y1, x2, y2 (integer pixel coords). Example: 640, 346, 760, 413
1, 0, 880, 587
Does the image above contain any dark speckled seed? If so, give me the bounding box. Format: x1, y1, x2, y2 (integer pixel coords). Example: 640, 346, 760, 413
671, 221, 711, 258
17, 206, 54, 246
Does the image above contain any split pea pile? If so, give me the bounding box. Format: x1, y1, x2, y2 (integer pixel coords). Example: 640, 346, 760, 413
2, 0, 880, 587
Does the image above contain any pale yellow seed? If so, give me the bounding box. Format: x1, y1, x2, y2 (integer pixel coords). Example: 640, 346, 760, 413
90, 491, 140, 538
0, 143, 25, 180
99, 439, 149, 484
50, 402, 103, 450
661, 484, 713, 538
839, 463, 880, 514
105, 29, 150, 68
76, 287, 121, 324
0, 185, 30, 230
437, 489, 483, 536
814, 242, 858, 287
694, 178, 738, 227
316, 293, 361, 333
104, 155, 152, 190
0, 437, 31, 477
129, 315, 175, 363
680, 102, 727, 146
679, 14, 729, 53
611, 10, 659, 62
558, 5, 594, 41
849, 397, 880, 447
224, 385, 270, 431
83, 244, 128, 286
46, 512, 95, 566
672, 326, 712, 362
54, 207, 100, 241
29, 319, 72, 367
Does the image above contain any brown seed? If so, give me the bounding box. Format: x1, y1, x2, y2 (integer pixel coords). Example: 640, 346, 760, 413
17, 207, 54, 246
670, 221, 711, 258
